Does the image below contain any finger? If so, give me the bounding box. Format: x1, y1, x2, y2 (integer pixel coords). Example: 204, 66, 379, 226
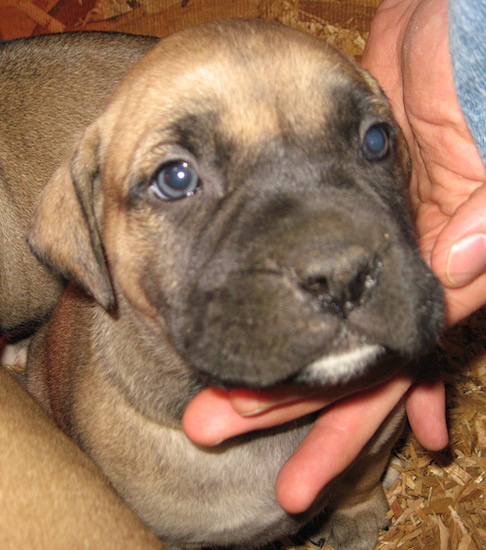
182, 387, 333, 446
275, 376, 414, 514
442, 280, 486, 326
429, 184, 486, 324
405, 371, 448, 451
431, 184, 486, 289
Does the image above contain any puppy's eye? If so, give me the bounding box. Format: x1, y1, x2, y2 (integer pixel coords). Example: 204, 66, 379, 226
362, 124, 390, 161
151, 160, 200, 200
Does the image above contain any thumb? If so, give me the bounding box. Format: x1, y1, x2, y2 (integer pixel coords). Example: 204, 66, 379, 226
429, 184, 486, 324
431, 184, 486, 288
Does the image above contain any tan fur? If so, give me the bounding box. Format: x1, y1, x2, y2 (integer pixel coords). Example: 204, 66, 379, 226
0, 368, 163, 550
0, 31, 162, 548
0, 32, 156, 337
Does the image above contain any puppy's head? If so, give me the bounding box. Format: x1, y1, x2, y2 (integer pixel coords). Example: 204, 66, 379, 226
29, 19, 443, 388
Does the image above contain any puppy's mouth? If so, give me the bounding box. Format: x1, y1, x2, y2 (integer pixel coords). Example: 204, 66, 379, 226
192, 333, 393, 392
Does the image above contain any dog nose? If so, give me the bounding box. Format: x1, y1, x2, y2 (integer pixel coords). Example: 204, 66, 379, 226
298, 245, 381, 318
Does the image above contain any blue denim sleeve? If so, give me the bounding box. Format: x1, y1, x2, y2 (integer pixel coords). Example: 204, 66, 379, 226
448, 0, 486, 164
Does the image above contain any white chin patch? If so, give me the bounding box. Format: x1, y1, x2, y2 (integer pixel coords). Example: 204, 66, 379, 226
301, 344, 386, 384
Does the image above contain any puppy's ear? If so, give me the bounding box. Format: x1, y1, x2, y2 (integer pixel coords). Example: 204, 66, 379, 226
28, 123, 115, 311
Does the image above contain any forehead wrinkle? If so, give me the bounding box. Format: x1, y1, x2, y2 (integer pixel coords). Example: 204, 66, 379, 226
214, 71, 333, 151
143, 39, 350, 148
131, 61, 331, 156
103, 24, 381, 180
160, 65, 370, 166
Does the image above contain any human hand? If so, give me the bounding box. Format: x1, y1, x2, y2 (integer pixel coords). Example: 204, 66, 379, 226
184, 0, 486, 515
361, 0, 486, 325
183, 364, 446, 513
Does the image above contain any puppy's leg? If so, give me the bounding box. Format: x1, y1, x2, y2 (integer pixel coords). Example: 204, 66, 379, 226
309, 485, 390, 550
307, 407, 404, 550
382, 455, 403, 490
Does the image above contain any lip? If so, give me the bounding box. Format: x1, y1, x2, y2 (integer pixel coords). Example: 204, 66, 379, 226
194, 343, 389, 391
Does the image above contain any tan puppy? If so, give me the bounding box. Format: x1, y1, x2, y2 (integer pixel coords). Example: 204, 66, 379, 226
24, 20, 443, 550
0, 31, 155, 339
0, 31, 161, 549
0, 368, 163, 550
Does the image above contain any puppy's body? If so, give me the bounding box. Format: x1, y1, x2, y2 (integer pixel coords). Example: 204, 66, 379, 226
0, 32, 156, 337
12, 20, 443, 549
28, 284, 402, 549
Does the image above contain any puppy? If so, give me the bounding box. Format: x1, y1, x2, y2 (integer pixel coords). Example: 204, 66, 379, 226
0, 31, 156, 340
0, 32, 161, 549
0, 367, 163, 550
23, 19, 443, 550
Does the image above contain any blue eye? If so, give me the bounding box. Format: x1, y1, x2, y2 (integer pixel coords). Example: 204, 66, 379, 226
362, 124, 390, 161
152, 160, 200, 200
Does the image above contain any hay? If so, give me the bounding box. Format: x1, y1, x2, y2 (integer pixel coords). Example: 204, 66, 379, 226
374, 321, 486, 550
0, 2, 484, 549
259, 0, 371, 58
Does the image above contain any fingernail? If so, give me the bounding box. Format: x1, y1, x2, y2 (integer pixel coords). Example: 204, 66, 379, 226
230, 398, 266, 416
446, 233, 486, 287
228, 390, 269, 416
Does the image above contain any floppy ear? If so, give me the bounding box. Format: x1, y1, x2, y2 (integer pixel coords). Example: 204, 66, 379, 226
28, 123, 115, 311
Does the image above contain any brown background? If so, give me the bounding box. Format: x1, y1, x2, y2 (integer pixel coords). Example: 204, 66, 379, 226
0, 0, 379, 59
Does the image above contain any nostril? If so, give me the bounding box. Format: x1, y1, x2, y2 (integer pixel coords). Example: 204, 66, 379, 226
302, 276, 330, 299
300, 274, 342, 316
348, 266, 371, 303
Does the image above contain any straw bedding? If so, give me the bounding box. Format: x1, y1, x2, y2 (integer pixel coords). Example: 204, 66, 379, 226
0, 2, 484, 549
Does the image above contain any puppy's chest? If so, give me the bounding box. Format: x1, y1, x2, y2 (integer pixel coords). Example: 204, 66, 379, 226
75, 369, 313, 545
146, 419, 315, 546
